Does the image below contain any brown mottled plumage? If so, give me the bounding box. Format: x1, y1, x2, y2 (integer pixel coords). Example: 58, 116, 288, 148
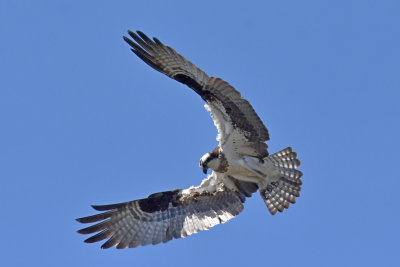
76, 31, 302, 249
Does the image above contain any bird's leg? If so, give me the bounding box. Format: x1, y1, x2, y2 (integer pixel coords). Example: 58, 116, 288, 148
238, 157, 267, 178
229, 174, 260, 184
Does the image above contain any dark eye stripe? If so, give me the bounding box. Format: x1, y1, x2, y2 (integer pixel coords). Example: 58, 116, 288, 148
205, 153, 219, 164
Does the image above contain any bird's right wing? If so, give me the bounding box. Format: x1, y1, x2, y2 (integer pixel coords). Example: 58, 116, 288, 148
76, 172, 247, 249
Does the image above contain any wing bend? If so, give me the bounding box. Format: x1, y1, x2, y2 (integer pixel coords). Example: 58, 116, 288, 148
124, 31, 269, 155
76, 173, 248, 249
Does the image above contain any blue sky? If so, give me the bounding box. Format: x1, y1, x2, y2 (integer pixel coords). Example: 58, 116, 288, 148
1, 0, 399, 266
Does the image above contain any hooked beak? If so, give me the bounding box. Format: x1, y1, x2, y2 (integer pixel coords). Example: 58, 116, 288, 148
202, 167, 208, 174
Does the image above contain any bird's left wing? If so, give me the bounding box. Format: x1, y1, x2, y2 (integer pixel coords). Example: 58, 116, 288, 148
123, 30, 210, 92
76, 173, 246, 249
123, 31, 269, 158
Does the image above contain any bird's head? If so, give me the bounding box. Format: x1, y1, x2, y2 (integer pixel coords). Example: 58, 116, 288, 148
199, 151, 220, 174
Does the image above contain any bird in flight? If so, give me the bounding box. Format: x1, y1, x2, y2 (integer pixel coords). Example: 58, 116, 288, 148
76, 30, 303, 249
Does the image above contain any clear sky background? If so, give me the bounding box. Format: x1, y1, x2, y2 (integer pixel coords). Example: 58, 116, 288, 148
1, 1, 399, 266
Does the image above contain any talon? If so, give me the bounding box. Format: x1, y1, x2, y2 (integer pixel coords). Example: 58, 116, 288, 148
266, 184, 273, 192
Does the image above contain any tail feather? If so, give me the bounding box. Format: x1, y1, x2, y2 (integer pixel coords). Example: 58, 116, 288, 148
261, 147, 302, 215
269, 147, 301, 169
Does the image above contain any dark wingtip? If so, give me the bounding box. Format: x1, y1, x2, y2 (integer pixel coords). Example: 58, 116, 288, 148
135, 31, 156, 45
76, 228, 87, 234
91, 204, 112, 211
100, 239, 117, 249
91, 204, 104, 211
75, 215, 97, 224
84, 236, 98, 244
123, 35, 138, 50
92, 202, 125, 211
136, 30, 146, 38
153, 37, 163, 45
83, 230, 111, 244
127, 30, 142, 42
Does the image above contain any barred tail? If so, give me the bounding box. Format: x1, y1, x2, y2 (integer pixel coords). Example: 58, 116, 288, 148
260, 147, 303, 215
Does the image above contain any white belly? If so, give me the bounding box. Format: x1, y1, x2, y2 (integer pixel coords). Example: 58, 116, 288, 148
225, 156, 280, 184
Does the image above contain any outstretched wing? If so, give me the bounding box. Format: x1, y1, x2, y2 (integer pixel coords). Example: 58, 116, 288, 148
123, 31, 269, 157
76, 173, 246, 249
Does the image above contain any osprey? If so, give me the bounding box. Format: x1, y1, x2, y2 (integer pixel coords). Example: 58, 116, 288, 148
76, 30, 303, 249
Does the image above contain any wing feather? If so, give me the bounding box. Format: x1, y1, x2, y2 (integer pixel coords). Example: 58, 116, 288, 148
76, 173, 246, 249
123, 31, 269, 156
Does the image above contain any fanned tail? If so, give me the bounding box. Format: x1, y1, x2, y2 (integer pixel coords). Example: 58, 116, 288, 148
260, 147, 303, 215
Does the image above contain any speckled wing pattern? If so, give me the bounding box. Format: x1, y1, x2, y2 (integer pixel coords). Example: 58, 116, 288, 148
123, 31, 269, 157
204, 78, 269, 158
76, 174, 246, 249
